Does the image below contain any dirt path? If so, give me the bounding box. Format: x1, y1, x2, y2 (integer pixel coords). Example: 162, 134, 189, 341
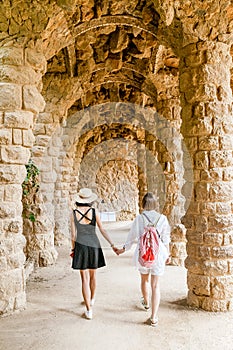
1, 222, 233, 350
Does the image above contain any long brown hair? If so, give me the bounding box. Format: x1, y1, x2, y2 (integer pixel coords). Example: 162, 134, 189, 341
142, 192, 156, 210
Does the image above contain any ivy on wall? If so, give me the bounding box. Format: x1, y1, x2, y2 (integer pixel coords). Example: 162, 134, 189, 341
22, 160, 40, 222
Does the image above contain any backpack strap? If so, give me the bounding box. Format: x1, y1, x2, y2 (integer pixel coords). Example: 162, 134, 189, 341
142, 212, 161, 227
142, 213, 161, 239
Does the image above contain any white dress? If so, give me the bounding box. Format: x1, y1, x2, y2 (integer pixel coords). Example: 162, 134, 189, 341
124, 210, 171, 276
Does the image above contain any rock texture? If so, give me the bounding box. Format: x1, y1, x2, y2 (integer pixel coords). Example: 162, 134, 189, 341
0, 0, 233, 314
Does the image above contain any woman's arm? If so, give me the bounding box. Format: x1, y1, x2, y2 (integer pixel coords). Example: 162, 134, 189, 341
95, 211, 117, 251
117, 215, 141, 255
70, 211, 76, 250
159, 215, 171, 263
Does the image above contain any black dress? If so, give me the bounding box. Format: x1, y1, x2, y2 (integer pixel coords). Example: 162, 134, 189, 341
72, 205, 106, 270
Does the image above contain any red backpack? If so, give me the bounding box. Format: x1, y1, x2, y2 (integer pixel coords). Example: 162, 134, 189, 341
138, 213, 161, 268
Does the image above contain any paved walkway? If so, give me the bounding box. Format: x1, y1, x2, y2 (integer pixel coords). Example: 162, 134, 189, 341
1, 222, 233, 350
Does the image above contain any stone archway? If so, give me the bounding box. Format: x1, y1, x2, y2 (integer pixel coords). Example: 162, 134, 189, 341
1, 0, 233, 315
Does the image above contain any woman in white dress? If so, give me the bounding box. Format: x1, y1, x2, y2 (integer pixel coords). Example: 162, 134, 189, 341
116, 192, 171, 327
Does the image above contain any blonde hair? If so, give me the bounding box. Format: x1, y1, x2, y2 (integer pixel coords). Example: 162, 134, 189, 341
142, 192, 156, 210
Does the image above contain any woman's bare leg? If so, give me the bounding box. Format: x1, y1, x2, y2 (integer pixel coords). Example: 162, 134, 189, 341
80, 270, 91, 311
140, 273, 150, 307
89, 269, 96, 302
151, 275, 160, 321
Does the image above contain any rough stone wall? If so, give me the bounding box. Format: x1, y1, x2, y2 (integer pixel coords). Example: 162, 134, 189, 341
0, 46, 46, 314
181, 42, 233, 311
96, 159, 139, 220
1, 0, 233, 315
78, 139, 139, 219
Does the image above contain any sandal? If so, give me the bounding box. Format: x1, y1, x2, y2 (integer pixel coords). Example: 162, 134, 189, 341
141, 297, 150, 311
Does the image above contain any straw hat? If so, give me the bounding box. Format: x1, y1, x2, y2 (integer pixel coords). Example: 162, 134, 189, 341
75, 188, 98, 204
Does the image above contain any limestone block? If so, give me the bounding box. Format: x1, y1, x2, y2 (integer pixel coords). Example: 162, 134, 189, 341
187, 274, 210, 296
209, 182, 233, 202
186, 290, 201, 309
0, 129, 12, 145
0, 145, 30, 164
179, 71, 192, 93
200, 202, 216, 215
23, 85, 45, 113
199, 136, 219, 150
14, 291, 26, 311
198, 246, 211, 259
212, 276, 233, 299
0, 256, 7, 271
48, 146, 60, 157
13, 129, 22, 145
229, 260, 233, 274
0, 83, 22, 109
34, 216, 54, 235
219, 135, 233, 150
212, 245, 233, 259
184, 118, 213, 136
35, 135, 50, 147
25, 48, 47, 74
185, 53, 203, 67
35, 157, 52, 172
185, 257, 204, 274
4, 184, 22, 202
31, 145, 46, 157
41, 170, 57, 183
8, 252, 26, 269
223, 167, 233, 181
223, 232, 233, 245
195, 182, 209, 201
0, 66, 42, 85
33, 123, 46, 135
216, 202, 232, 214
39, 247, 58, 267
4, 110, 34, 129
22, 129, 35, 147
186, 242, 197, 257
170, 242, 186, 257
203, 232, 223, 246
0, 268, 23, 297
4, 220, 22, 234
0, 164, 26, 184
200, 169, 223, 181
202, 297, 232, 312
203, 260, 228, 276
210, 150, 233, 167
0, 47, 24, 66
195, 215, 208, 233
195, 151, 209, 169
0, 202, 16, 219
209, 215, 233, 232
187, 201, 199, 214
37, 112, 54, 124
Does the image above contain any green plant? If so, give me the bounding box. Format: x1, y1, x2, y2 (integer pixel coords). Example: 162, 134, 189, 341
22, 160, 40, 222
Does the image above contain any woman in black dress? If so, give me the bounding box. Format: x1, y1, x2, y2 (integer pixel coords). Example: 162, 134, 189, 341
70, 188, 117, 320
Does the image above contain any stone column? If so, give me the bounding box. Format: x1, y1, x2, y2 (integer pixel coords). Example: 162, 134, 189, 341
180, 41, 233, 311
136, 142, 147, 212
0, 47, 46, 314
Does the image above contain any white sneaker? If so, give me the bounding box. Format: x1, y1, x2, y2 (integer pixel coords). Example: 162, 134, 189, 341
84, 309, 93, 320
90, 298, 95, 306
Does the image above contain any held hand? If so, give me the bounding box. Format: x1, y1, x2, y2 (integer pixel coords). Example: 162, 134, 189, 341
115, 248, 125, 256
112, 246, 119, 255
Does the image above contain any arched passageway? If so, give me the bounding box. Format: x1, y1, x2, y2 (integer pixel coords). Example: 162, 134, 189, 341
0, 0, 233, 315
